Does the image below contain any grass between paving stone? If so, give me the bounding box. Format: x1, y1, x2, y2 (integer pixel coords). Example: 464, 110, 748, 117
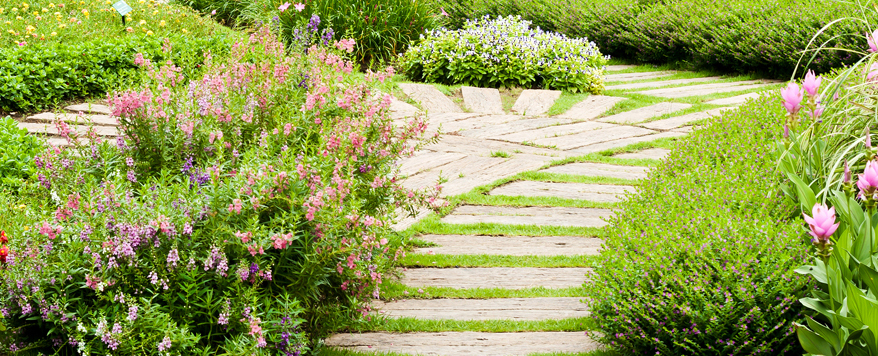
405, 214, 606, 238
500, 87, 526, 112
352, 317, 594, 333
545, 92, 590, 116
321, 348, 618, 356
400, 254, 600, 268
380, 282, 588, 299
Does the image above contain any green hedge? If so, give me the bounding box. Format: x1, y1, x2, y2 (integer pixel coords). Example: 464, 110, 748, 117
584, 95, 812, 354
0, 34, 237, 113
440, 0, 866, 77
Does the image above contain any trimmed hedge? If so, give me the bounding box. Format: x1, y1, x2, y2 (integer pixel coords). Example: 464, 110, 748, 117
584, 95, 813, 355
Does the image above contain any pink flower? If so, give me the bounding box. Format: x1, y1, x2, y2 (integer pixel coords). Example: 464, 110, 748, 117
857, 160, 878, 199
868, 63, 878, 82
440, 7, 448, 16
278, 2, 290, 12
780, 82, 803, 115
803, 203, 839, 244
808, 105, 824, 121
802, 70, 821, 98
294, 3, 305, 11
868, 29, 878, 53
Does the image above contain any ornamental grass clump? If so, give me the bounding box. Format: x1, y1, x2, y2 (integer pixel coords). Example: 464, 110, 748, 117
399, 15, 607, 93
0, 25, 435, 354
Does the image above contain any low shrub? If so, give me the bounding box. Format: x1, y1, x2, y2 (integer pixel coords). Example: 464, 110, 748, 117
400, 15, 606, 93
0, 26, 434, 354
0, 116, 42, 189
584, 95, 811, 355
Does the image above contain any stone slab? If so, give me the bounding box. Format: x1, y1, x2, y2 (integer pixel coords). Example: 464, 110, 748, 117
640, 108, 729, 130
569, 131, 686, 154
705, 92, 765, 106
326, 331, 599, 355
605, 71, 674, 82
492, 121, 618, 144
440, 114, 523, 133
414, 234, 603, 256
402, 267, 592, 289
542, 162, 648, 180
614, 148, 671, 160
65, 103, 113, 115
606, 76, 722, 90
19, 122, 118, 137
376, 297, 588, 320
441, 205, 613, 227
398, 83, 463, 114
462, 87, 504, 114
638, 81, 778, 98
437, 158, 549, 196
673, 126, 695, 133
533, 125, 657, 151
399, 152, 468, 176
28, 112, 118, 127
427, 135, 565, 158
489, 181, 634, 202
597, 102, 692, 124
511, 89, 561, 116
557, 95, 626, 120
390, 97, 422, 119
459, 117, 573, 138
605, 64, 636, 71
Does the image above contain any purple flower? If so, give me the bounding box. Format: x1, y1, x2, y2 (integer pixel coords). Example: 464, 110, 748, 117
308, 14, 320, 32
780, 82, 803, 115
127, 305, 138, 321
157, 336, 172, 352
844, 161, 851, 184
127, 170, 137, 183
802, 70, 821, 98
803, 203, 839, 244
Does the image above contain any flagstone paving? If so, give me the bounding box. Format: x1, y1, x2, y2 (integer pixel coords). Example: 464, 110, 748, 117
413, 235, 603, 256
605, 76, 723, 90
541, 162, 648, 179
461, 86, 505, 114
604, 71, 675, 82
511, 89, 561, 116
639, 107, 729, 130
402, 267, 592, 289
596, 102, 691, 124
326, 332, 599, 355
376, 297, 588, 320
489, 181, 635, 202
614, 148, 672, 160
440, 205, 614, 227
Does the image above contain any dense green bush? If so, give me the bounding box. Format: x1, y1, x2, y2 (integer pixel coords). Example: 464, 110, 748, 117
0, 34, 237, 113
584, 95, 812, 355
0, 27, 434, 354
0, 116, 42, 188
400, 16, 606, 92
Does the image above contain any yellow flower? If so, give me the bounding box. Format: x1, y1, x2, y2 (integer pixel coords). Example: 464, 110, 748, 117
146, 30, 153, 35
25, 25, 35, 32
181, 28, 187, 33
4, 21, 10, 25
138, 19, 145, 25
138, 0, 143, 3
23, 225, 29, 231
105, 0, 110, 3
16, 16, 22, 20
49, 3, 55, 8
11, 7, 18, 12
42, 7, 48, 12
50, 31, 56, 36
0, 8, 4, 14
152, 10, 157, 14
81, 9, 88, 16
32, 11, 38, 16
159, 20, 165, 27
6, 29, 14, 34
22, 3, 29, 9
58, 23, 66, 28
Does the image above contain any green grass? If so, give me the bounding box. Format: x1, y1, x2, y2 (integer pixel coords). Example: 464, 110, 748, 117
380, 282, 588, 299
400, 254, 599, 268
490, 150, 511, 158
404, 214, 606, 238
351, 317, 594, 333
546, 92, 590, 116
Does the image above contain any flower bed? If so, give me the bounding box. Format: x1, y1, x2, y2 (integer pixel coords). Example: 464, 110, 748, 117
399, 15, 607, 93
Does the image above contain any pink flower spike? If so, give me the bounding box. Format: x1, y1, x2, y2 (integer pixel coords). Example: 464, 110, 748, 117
278, 2, 291, 12
780, 82, 804, 115
441, 7, 449, 16
868, 29, 878, 53
294, 3, 305, 11
802, 70, 821, 98
803, 203, 839, 243
808, 105, 824, 121
857, 160, 878, 198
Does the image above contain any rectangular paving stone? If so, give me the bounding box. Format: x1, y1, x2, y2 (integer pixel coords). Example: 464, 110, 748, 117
402, 267, 592, 289
569, 131, 685, 154
639, 107, 729, 130
459, 116, 573, 138
441, 205, 613, 227
390, 97, 421, 119
399, 152, 468, 176
492, 121, 618, 144
639, 81, 778, 98
489, 181, 634, 202
28, 112, 118, 127
613, 148, 671, 160
376, 297, 588, 320
427, 135, 565, 158
605, 64, 636, 71
606, 76, 722, 90
605, 71, 674, 82
462, 87, 504, 114
414, 234, 603, 256
542, 162, 648, 180
597, 102, 692, 124
511, 89, 561, 116
533, 126, 657, 150
65, 103, 113, 115
326, 331, 599, 355
557, 95, 626, 120
441, 114, 523, 133
399, 83, 463, 114
401, 156, 510, 192
19, 122, 118, 137
705, 92, 765, 106
437, 158, 548, 196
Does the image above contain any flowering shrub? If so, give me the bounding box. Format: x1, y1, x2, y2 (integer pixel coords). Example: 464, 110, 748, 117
0, 116, 42, 189
0, 26, 434, 354
399, 15, 607, 93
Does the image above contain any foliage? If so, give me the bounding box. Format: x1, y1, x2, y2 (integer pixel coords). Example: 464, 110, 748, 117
400, 15, 606, 93
0, 27, 436, 354
584, 94, 811, 355
437, 0, 868, 77
0, 116, 42, 189
178, 0, 444, 69
0, 33, 236, 113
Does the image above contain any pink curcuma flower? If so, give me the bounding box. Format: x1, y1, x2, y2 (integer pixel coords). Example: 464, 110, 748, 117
802, 70, 821, 98
294, 3, 304, 11
780, 82, 804, 115
868, 29, 878, 53
278, 2, 290, 12
857, 160, 878, 199
803, 203, 839, 243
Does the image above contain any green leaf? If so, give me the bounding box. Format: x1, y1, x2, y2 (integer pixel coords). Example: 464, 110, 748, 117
787, 172, 816, 213
796, 323, 835, 356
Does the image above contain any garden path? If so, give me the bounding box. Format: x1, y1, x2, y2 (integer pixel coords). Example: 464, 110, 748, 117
18, 65, 782, 356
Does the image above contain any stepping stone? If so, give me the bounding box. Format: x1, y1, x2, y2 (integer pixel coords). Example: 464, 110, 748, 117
638, 81, 778, 98
556, 95, 626, 120
376, 297, 588, 321
570, 131, 685, 154
533, 125, 657, 150
389, 97, 421, 119
639, 107, 729, 130
326, 331, 599, 355
604, 71, 674, 82
440, 114, 522, 133
511, 89, 561, 116
542, 162, 648, 180
398, 83, 463, 114
437, 159, 549, 196
399, 151, 467, 176
459, 116, 573, 138
606, 76, 722, 90
441, 205, 613, 227
705, 92, 764, 106
19, 122, 119, 137
605, 64, 636, 71
490, 181, 634, 202
614, 148, 671, 160
65, 103, 113, 115
414, 234, 603, 256
461, 87, 504, 114
674, 126, 695, 133
27, 112, 118, 127
492, 121, 617, 144
597, 102, 692, 124
402, 267, 592, 289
